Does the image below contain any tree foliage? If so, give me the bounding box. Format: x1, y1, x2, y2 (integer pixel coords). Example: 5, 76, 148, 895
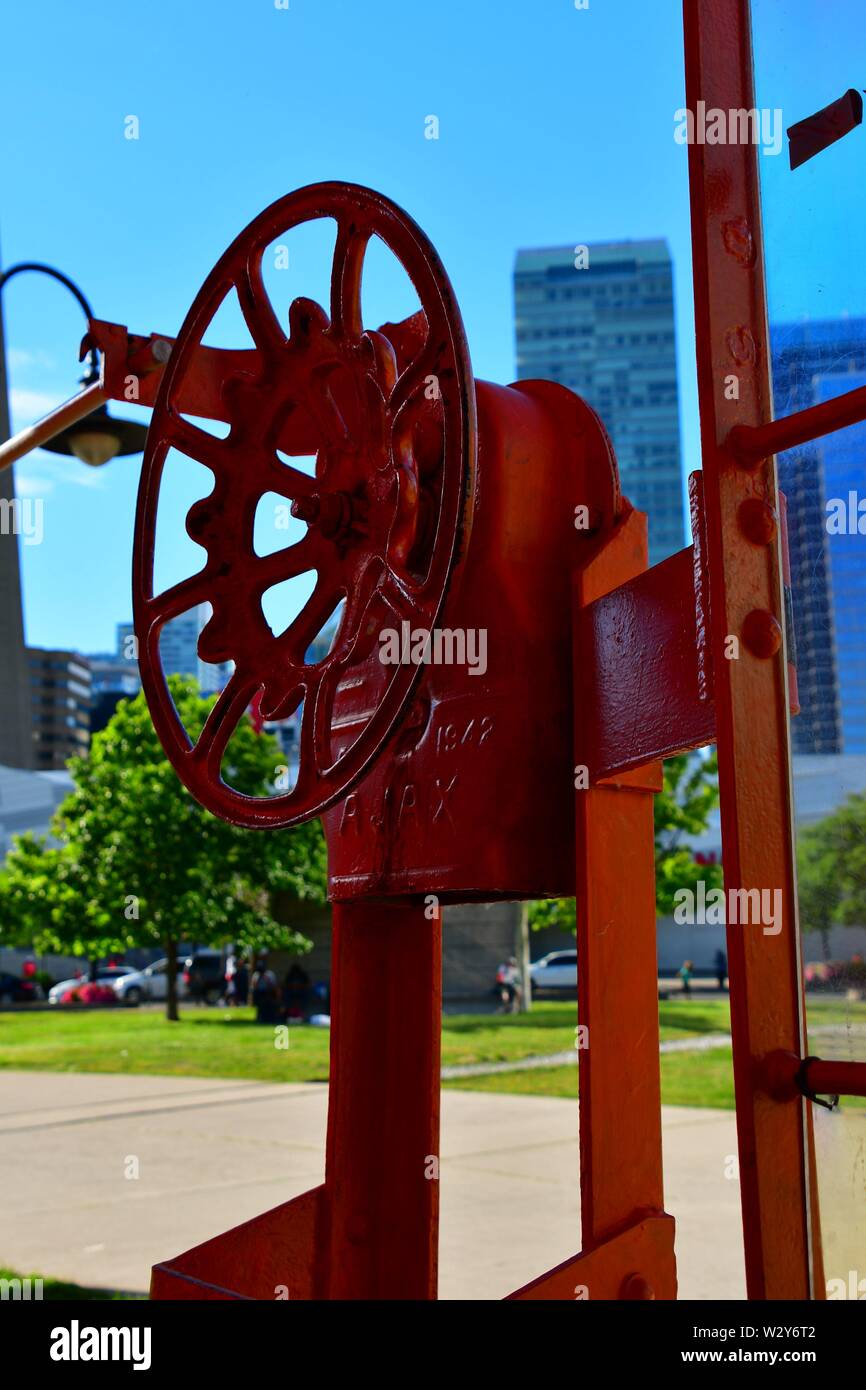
0, 678, 326, 1017
797, 792, 866, 953
528, 751, 722, 933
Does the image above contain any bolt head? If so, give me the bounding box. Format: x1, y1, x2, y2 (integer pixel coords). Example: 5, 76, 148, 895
738, 497, 778, 546
291, 495, 320, 523
742, 609, 783, 659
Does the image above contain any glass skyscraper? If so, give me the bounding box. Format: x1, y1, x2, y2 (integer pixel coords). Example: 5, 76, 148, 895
770, 318, 866, 755
513, 239, 686, 567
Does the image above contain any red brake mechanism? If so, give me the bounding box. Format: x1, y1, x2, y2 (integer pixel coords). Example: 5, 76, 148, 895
133, 182, 476, 827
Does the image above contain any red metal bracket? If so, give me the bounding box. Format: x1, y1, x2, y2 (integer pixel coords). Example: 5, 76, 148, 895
506, 1215, 677, 1301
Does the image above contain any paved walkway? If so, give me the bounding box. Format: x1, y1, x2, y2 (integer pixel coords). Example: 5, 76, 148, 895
441, 1032, 733, 1079
0, 1070, 746, 1299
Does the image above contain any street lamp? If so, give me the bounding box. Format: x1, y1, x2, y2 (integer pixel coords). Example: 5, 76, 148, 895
0, 261, 149, 466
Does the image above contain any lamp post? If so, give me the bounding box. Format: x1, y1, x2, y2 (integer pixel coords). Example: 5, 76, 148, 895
0, 261, 149, 466
0, 257, 151, 768
0, 249, 33, 767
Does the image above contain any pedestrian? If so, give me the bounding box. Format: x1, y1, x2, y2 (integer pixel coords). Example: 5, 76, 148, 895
283, 962, 311, 1020
714, 949, 728, 992
678, 959, 693, 996
234, 958, 249, 1007
251, 957, 280, 1024
495, 956, 522, 1014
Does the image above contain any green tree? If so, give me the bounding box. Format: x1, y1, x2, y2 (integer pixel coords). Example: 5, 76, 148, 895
0, 678, 326, 1019
797, 792, 866, 960
528, 752, 722, 934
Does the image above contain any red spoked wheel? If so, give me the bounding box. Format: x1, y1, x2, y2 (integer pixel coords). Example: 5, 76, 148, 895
133, 182, 476, 827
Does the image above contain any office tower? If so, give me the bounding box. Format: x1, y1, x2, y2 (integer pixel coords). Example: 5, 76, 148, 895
27, 647, 92, 770
514, 239, 686, 567
770, 318, 866, 754
138, 606, 231, 694
812, 371, 866, 752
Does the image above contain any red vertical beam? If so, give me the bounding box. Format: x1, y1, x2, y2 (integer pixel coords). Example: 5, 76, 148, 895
573, 509, 672, 1282
683, 0, 814, 1298
325, 898, 441, 1299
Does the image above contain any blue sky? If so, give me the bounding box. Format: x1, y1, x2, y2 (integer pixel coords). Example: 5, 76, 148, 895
1, 0, 863, 655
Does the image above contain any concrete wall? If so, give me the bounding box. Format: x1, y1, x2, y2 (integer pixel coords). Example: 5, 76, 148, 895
270, 898, 525, 1001
657, 917, 866, 973
443, 902, 522, 999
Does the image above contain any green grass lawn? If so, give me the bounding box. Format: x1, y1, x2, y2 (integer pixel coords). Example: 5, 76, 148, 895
0, 995, 861, 1110
0, 999, 694, 1083
0, 998, 730, 1084
443, 1048, 738, 1108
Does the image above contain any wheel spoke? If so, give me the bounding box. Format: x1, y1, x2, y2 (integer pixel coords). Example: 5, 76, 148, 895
277, 573, 345, 665
166, 413, 230, 473
330, 218, 370, 341
189, 669, 259, 779
236, 251, 286, 358
332, 556, 384, 660
388, 336, 443, 422
378, 565, 427, 628
254, 529, 323, 593
145, 569, 213, 629
311, 661, 341, 773
265, 454, 319, 501
292, 684, 319, 797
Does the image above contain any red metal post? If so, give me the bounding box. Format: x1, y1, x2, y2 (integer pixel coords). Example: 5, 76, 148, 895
572, 506, 675, 1293
684, 0, 815, 1298
325, 898, 442, 1299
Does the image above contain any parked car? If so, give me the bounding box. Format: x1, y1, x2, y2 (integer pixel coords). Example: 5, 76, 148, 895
182, 951, 226, 1005
0, 972, 42, 1004
58, 982, 118, 1006
48, 965, 135, 1005
113, 959, 188, 1005
529, 950, 578, 994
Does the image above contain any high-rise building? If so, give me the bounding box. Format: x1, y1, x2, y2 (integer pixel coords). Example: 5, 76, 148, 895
513, 239, 686, 567
27, 648, 92, 770
0, 287, 35, 768
117, 607, 232, 695
814, 371, 866, 754
87, 652, 141, 735
770, 318, 866, 754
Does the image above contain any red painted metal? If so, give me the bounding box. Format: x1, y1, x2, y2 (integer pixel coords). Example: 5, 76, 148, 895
4, 141, 856, 1298
572, 508, 671, 1263
507, 1216, 676, 1301
0, 4, 850, 1295
132, 136, 854, 1297
575, 530, 715, 783
322, 376, 620, 903
0, 381, 106, 472
133, 183, 476, 829
325, 899, 441, 1298
683, 0, 815, 1299
801, 1058, 866, 1102
729, 381, 866, 462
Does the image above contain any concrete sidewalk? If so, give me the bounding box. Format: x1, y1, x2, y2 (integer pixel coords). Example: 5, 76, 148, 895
0, 1071, 745, 1300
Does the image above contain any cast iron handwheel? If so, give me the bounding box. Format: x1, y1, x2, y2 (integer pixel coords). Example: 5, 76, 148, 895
133, 182, 476, 827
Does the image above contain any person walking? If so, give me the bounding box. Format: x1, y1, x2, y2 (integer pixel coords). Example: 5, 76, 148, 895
495, 956, 522, 1014
251, 957, 280, 1024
